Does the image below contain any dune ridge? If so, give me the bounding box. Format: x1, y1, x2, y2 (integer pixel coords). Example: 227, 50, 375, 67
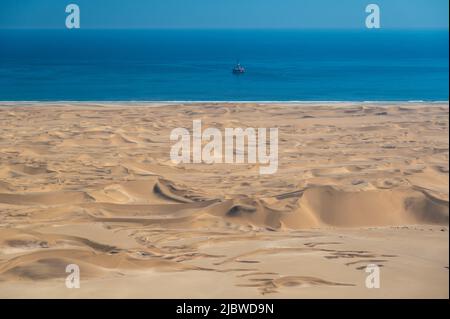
0, 175, 446, 229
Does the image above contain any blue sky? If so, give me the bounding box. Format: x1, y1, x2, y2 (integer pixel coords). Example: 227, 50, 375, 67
0, 0, 448, 29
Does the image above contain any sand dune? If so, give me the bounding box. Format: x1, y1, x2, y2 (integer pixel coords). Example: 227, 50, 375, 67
0, 102, 448, 298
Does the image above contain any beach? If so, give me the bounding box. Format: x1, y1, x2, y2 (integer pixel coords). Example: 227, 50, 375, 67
0, 102, 448, 298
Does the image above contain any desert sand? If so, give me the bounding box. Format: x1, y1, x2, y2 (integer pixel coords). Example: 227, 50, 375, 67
0, 102, 448, 298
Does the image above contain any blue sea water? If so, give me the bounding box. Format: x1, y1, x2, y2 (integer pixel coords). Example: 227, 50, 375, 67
0, 29, 448, 101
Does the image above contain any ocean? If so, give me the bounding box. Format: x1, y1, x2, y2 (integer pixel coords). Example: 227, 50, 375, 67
0, 29, 448, 101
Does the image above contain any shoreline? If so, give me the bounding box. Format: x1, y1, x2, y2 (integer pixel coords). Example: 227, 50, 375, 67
1, 100, 448, 104
0, 101, 448, 110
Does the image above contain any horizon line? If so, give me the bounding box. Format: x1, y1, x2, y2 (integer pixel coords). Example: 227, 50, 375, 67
0, 27, 449, 31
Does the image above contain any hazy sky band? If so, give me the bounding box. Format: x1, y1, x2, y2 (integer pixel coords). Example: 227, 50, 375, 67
0, 0, 448, 29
